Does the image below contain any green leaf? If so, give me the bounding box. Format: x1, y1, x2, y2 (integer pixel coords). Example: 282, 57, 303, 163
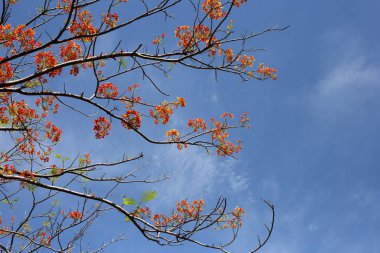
52, 199, 60, 206
141, 191, 157, 203
54, 153, 62, 159
123, 197, 136, 205
124, 216, 130, 222
120, 57, 127, 69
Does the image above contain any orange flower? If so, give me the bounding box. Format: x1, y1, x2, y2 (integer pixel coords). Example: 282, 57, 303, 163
121, 109, 142, 129
202, 0, 226, 20
257, 63, 277, 80
224, 49, 234, 63
221, 112, 234, 118
97, 82, 119, 98
35, 51, 62, 77
68, 211, 83, 220
188, 118, 207, 132
175, 97, 186, 107
0, 57, 13, 82
102, 12, 119, 28
56, 0, 72, 12
60, 40, 82, 60
174, 25, 192, 49
45, 121, 62, 143
150, 102, 174, 125
69, 10, 97, 41
166, 129, 180, 139
93, 116, 111, 139
152, 33, 165, 45
232, 0, 247, 8
237, 54, 255, 69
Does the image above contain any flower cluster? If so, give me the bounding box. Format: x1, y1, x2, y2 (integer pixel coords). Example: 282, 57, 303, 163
0, 92, 10, 104
175, 97, 186, 107
35, 96, 59, 117
9, 100, 39, 126
150, 102, 174, 125
37, 147, 52, 162
232, 0, 247, 8
202, 0, 226, 20
0, 24, 14, 48
59, 41, 82, 75
16, 132, 38, 155
193, 24, 212, 43
210, 113, 244, 156
131, 207, 152, 218
18, 169, 36, 179
127, 83, 139, 92
166, 129, 180, 141
188, 118, 207, 132
0, 24, 40, 52
207, 37, 222, 56
152, 199, 205, 227
224, 49, 234, 63
93, 116, 111, 139
121, 109, 142, 130
0, 164, 16, 176
14, 25, 39, 51
166, 129, 186, 150
56, 0, 72, 12
149, 97, 186, 125
45, 121, 62, 143
152, 33, 165, 45
0, 57, 13, 82
217, 206, 246, 229
35, 51, 62, 77
68, 211, 83, 220
239, 112, 250, 127
120, 83, 142, 109
69, 10, 97, 41
0, 107, 9, 124
238, 54, 255, 69
102, 12, 119, 28
175, 24, 213, 50
257, 63, 277, 80
174, 25, 192, 49
83, 153, 91, 165
39, 231, 52, 246
97, 82, 119, 98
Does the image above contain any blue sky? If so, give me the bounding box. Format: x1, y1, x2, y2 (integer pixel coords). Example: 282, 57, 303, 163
3, 0, 380, 252
126, 1, 380, 252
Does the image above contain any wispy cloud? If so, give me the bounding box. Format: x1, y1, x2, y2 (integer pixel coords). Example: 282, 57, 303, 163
318, 57, 379, 97
313, 31, 380, 110
150, 146, 249, 206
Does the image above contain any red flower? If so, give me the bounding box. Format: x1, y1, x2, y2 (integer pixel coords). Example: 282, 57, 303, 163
93, 116, 111, 139
35, 51, 61, 77
97, 83, 119, 98
121, 109, 142, 129
0, 57, 13, 82
68, 211, 83, 220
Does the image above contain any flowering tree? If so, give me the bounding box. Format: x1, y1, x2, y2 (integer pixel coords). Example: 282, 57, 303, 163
0, 0, 284, 252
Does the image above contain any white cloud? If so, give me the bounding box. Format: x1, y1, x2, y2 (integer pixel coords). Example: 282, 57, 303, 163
150, 145, 249, 206
318, 57, 379, 97
311, 31, 380, 119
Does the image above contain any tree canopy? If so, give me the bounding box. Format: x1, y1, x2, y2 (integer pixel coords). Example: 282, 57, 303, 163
0, 0, 284, 252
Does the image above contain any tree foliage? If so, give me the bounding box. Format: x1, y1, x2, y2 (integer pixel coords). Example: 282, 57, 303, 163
0, 0, 283, 252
